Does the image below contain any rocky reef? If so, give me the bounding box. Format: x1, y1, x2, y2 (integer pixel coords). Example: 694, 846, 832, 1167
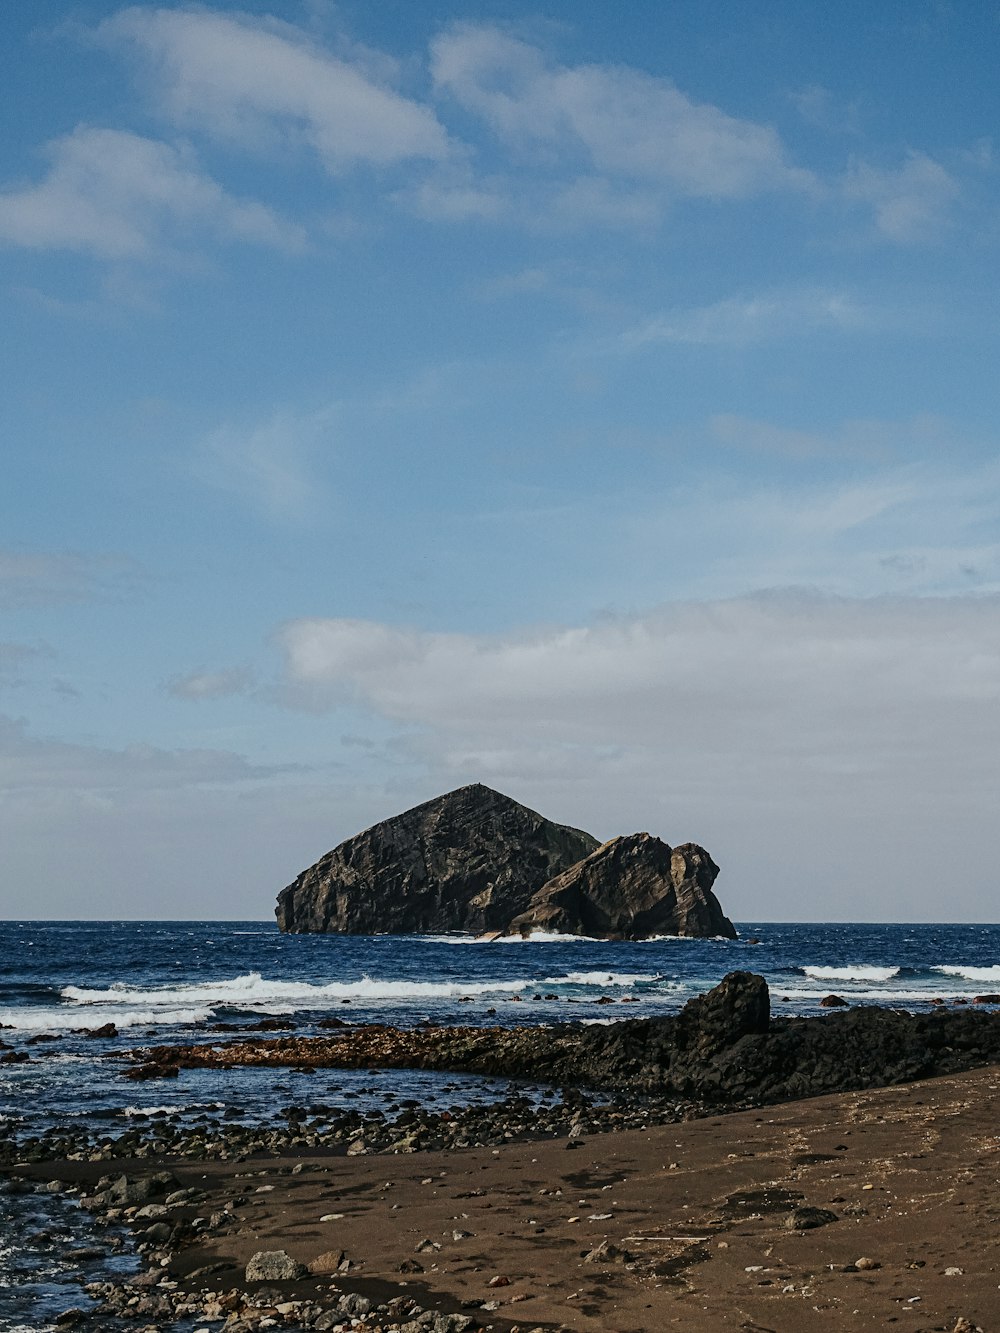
276, 784, 733, 940
120, 972, 1000, 1109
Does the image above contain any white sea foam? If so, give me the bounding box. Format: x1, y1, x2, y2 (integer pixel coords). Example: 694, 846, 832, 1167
0, 1005, 212, 1032
801, 966, 901, 983
932, 965, 1000, 983
57, 969, 670, 1015
495, 930, 604, 943
61, 972, 540, 1009
776, 986, 951, 1005
548, 971, 664, 987
419, 931, 604, 944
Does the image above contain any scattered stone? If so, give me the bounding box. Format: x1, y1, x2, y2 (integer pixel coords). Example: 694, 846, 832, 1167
583, 1240, 633, 1264
819, 995, 849, 1008
785, 1206, 838, 1230
244, 1250, 306, 1282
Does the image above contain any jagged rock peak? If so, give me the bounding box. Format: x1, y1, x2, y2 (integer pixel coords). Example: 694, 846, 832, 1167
275, 783, 600, 935
505, 831, 737, 941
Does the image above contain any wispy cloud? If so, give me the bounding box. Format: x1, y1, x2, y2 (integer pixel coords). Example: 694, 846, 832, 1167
619, 287, 875, 348
195, 405, 337, 522
706, 412, 951, 463
789, 84, 862, 136
0, 126, 302, 260
844, 151, 961, 243
99, 6, 450, 169
0, 550, 142, 607
0, 642, 50, 688
431, 24, 814, 202
0, 713, 281, 795
622, 454, 1000, 601
167, 667, 254, 700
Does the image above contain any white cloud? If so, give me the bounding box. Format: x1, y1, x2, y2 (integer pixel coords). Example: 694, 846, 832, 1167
279, 596, 1000, 731
0, 550, 141, 607
276, 594, 1000, 919
0, 126, 301, 259
100, 6, 449, 169
845, 151, 960, 242
431, 23, 813, 201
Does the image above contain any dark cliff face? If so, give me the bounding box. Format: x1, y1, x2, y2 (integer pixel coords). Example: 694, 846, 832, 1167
275, 783, 600, 935
505, 832, 737, 940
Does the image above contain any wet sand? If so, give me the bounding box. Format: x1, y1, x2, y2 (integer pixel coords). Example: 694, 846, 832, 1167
19, 1064, 1000, 1331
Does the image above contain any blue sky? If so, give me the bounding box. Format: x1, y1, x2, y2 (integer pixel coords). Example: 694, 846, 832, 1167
2, 1, 999, 920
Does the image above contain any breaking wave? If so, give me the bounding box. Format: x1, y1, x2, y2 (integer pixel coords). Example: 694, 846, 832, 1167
932, 964, 1000, 983
0, 1005, 213, 1032
800, 965, 901, 983
24, 969, 672, 1030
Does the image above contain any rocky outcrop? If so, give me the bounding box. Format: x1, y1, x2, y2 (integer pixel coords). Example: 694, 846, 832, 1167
120, 972, 1000, 1110
506, 833, 736, 940
275, 784, 599, 935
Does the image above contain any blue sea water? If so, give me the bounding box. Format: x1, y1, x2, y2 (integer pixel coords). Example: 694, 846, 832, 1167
1, 920, 999, 1330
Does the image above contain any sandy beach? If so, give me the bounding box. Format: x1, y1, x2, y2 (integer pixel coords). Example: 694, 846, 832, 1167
14, 1062, 999, 1332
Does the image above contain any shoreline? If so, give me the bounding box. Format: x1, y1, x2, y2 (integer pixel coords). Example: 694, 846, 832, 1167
7, 1064, 997, 1332
5, 972, 1000, 1330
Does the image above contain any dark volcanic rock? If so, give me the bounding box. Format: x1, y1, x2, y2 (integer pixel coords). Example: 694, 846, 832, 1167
276, 784, 599, 934
120, 971, 1000, 1113
506, 833, 736, 940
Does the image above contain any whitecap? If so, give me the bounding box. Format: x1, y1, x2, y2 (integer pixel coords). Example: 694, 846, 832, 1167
801, 965, 901, 983
0, 1004, 213, 1032
59, 972, 544, 1014
547, 971, 665, 987
932, 964, 1000, 983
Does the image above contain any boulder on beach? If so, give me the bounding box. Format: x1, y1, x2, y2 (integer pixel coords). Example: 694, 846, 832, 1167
275, 784, 599, 935
505, 832, 736, 941
245, 1249, 306, 1282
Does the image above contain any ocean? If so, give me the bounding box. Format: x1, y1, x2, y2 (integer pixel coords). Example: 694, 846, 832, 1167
2, 919, 999, 1330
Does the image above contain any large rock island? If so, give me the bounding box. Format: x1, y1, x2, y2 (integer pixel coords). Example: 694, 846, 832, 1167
275, 783, 736, 939
276, 784, 599, 935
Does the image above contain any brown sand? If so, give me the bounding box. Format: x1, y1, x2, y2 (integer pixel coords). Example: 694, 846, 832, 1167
25, 1066, 1000, 1331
